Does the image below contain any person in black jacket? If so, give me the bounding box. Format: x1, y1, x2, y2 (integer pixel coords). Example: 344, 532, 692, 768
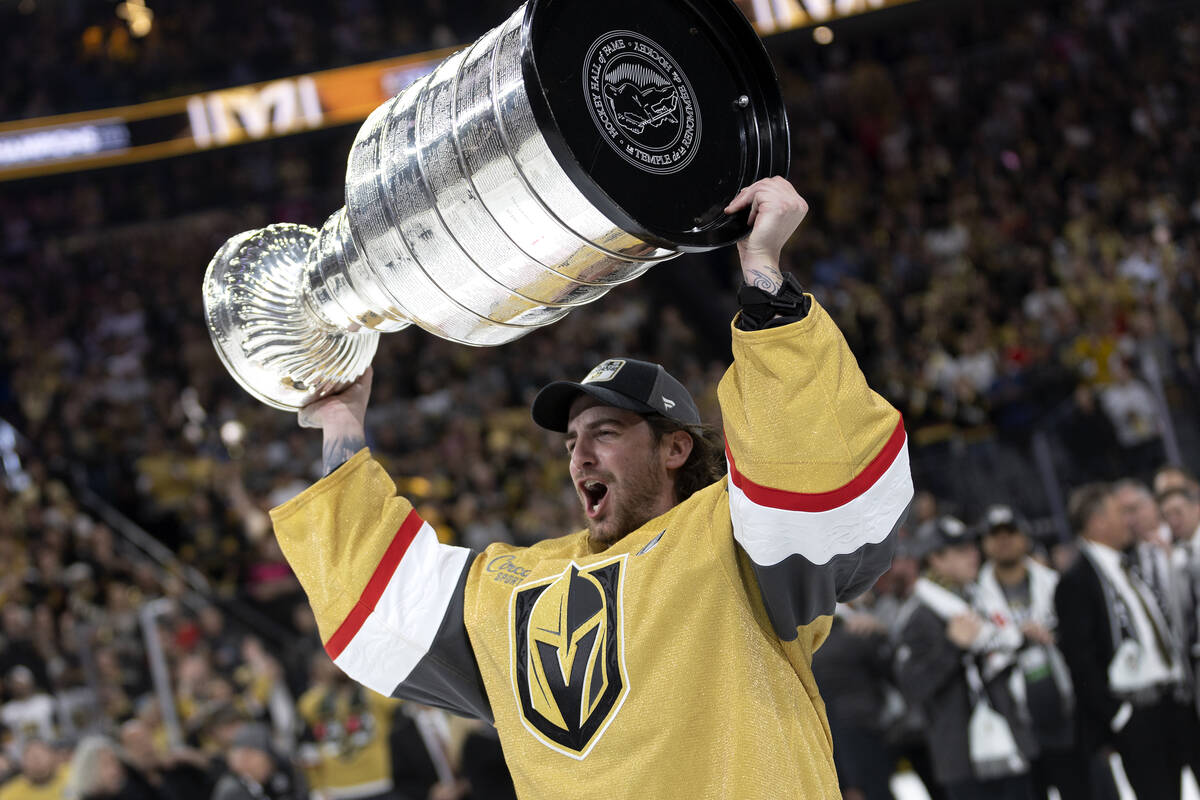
210, 723, 306, 800
895, 516, 1036, 800
813, 601, 897, 800
1054, 483, 1190, 799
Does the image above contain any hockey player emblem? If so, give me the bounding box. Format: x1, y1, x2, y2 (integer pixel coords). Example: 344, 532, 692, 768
510, 555, 629, 759
583, 31, 701, 175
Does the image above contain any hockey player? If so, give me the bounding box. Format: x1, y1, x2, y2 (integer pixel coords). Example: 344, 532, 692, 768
270, 178, 913, 797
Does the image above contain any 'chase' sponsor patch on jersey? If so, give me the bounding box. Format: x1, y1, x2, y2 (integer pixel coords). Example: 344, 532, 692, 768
583, 359, 625, 384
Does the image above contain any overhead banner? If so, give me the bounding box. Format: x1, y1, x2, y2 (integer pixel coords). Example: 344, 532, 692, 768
0, 48, 454, 182
0, 0, 915, 182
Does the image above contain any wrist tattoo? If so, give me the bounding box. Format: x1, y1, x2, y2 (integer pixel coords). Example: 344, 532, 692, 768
323, 433, 365, 475
747, 267, 783, 294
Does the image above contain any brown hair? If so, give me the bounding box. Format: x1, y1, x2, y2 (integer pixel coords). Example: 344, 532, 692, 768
645, 415, 726, 503
1157, 486, 1200, 506
1067, 482, 1112, 537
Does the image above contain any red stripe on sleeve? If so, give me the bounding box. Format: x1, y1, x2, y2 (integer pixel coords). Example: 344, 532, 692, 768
324, 508, 425, 660
727, 417, 906, 512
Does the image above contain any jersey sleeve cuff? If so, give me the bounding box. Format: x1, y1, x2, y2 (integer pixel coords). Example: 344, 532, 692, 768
270, 446, 373, 521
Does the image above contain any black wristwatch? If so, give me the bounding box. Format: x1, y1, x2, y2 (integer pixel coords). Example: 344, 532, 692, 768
735, 272, 811, 331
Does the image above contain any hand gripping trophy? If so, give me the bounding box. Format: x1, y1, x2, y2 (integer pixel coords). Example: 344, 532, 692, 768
203, 0, 789, 410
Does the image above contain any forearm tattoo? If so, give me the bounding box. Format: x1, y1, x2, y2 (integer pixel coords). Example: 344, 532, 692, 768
746, 267, 783, 294
323, 433, 365, 475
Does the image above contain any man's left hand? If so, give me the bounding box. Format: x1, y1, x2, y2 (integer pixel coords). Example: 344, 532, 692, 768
724, 176, 809, 292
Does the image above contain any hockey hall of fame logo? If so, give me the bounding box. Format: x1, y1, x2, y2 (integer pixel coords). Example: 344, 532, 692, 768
509, 554, 629, 759
582, 30, 702, 175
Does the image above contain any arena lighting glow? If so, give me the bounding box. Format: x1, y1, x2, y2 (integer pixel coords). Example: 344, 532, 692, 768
116, 0, 154, 37
813, 25, 834, 43
738, 0, 912, 34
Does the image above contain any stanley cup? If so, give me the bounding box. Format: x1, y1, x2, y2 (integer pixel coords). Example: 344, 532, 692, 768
203, 0, 789, 411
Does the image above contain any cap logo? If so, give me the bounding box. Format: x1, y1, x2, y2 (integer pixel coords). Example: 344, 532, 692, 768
583, 359, 625, 384
661, 396, 676, 410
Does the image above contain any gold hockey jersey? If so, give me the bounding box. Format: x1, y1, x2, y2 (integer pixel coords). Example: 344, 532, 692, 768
297, 685, 401, 799
270, 299, 913, 798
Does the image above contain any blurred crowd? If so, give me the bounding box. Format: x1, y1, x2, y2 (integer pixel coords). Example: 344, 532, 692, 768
0, 0, 1198, 796
816, 466, 1200, 799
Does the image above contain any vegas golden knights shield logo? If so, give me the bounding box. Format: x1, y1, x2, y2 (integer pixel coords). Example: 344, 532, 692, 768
509, 555, 628, 759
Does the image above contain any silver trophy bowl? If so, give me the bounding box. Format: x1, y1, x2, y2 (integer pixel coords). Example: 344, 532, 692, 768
204, 0, 789, 411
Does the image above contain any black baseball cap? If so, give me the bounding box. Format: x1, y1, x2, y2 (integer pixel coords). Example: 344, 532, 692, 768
531, 358, 701, 433
911, 515, 974, 561
231, 722, 275, 754
981, 504, 1027, 536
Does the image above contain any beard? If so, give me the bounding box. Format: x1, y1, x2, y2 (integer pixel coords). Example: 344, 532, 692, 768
584, 450, 669, 548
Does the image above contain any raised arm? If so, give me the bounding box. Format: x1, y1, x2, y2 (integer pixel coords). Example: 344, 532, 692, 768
724, 175, 807, 295
274, 369, 491, 719
720, 178, 913, 641
297, 367, 372, 475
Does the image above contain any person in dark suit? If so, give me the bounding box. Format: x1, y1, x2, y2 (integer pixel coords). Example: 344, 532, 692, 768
895, 516, 1037, 800
1054, 483, 1190, 799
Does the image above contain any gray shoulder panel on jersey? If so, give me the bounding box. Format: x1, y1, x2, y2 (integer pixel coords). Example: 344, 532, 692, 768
751, 508, 906, 641
389, 558, 493, 722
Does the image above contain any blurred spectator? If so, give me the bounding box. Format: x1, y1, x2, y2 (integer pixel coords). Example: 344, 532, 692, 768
62, 734, 161, 800
242, 537, 304, 627
1114, 479, 1175, 618
455, 723, 515, 800
1116, 479, 1171, 550
812, 600, 897, 800
1155, 465, 1200, 498
296, 651, 404, 800
0, 608, 50, 693
118, 718, 213, 800
895, 517, 1035, 799
973, 505, 1090, 800
212, 722, 306, 800
1099, 359, 1167, 480
235, 637, 298, 753
1166, 486, 1200, 779
0, 739, 68, 800
196, 605, 243, 676
281, 603, 322, 700
1055, 484, 1189, 799
1055, 383, 1122, 485
868, 539, 944, 800
1161, 487, 1200, 546
0, 667, 56, 759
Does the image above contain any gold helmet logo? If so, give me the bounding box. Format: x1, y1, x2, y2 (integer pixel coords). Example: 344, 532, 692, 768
510, 556, 628, 759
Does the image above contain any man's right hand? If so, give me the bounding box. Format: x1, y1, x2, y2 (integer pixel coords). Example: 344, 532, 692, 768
299, 367, 372, 475
299, 367, 373, 431
946, 611, 984, 649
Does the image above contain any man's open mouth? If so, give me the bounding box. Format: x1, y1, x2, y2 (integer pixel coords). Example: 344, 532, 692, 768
581, 479, 609, 518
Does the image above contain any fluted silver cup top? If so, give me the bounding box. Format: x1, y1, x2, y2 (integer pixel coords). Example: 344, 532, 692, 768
204, 225, 380, 411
